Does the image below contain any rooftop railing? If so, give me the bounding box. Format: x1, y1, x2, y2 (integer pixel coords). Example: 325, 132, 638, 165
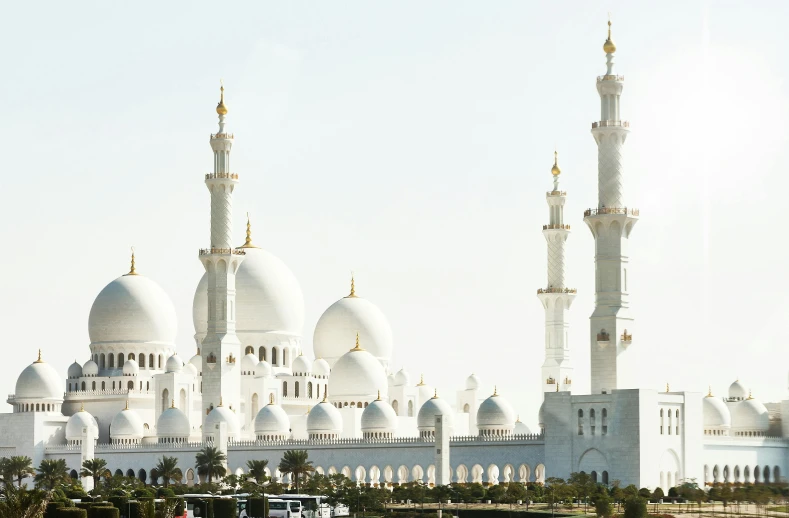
543, 224, 570, 230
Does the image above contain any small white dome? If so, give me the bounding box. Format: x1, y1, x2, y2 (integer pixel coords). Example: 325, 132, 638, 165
255, 360, 272, 378
189, 354, 202, 373
313, 358, 330, 377
417, 394, 454, 431
703, 394, 731, 429
193, 247, 304, 340
465, 373, 480, 391
361, 398, 398, 433
165, 354, 183, 373
729, 380, 748, 400
185, 363, 198, 376
394, 368, 410, 387
157, 405, 190, 438
307, 401, 343, 436
68, 361, 83, 379
732, 397, 770, 433
66, 410, 98, 441
328, 343, 388, 402
83, 360, 99, 376
89, 273, 177, 347
514, 419, 532, 435
110, 408, 144, 440
292, 354, 312, 375
15, 357, 63, 401
254, 401, 291, 437
205, 405, 240, 439
241, 353, 258, 374
122, 359, 139, 376
313, 292, 393, 367
477, 392, 516, 431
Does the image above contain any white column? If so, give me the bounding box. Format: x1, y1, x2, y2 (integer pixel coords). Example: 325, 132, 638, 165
435, 415, 451, 485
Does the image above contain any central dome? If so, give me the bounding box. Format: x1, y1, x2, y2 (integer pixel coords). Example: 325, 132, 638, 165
193, 247, 304, 341
89, 273, 177, 346
313, 283, 393, 368
327, 338, 388, 403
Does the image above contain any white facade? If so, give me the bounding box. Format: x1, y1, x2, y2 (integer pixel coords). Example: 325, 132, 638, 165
1, 22, 788, 492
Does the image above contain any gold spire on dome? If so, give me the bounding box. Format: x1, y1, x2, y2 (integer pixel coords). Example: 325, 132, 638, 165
218, 397, 224, 407
707, 386, 713, 397
493, 386, 498, 397
126, 247, 138, 276
516, 415, 521, 423
322, 392, 328, 403
666, 383, 670, 393
80, 402, 85, 412
376, 390, 381, 401
125, 400, 129, 410
351, 332, 364, 351
432, 389, 438, 399
240, 213, 259, 248
216, 81, 228, 115
269, 393, 275, 404
747, 390, 754, 400
347, 273, 357, 298
35, 349, 43, 363
417, 374, 425, 386
551, 150, 561, 176
603, 18, 617, 54
171, 399, 176, 409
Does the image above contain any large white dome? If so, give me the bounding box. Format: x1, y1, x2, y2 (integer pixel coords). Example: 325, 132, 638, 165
205, 405, 240, 439
254, 401, 290, 438
15, 356, 63, 401
193, 247, 304, 339
110, 408, 144, 440
703, 394, 731, 429
729, 379, 748, 401
417, 394, 453, 431
327, 341, 388, 403
732, 397, 770, 434
477, 391, 515, 434
307, 401, 343, 436
89, 273, 177, 346
157, 405, 190, 438
66, 409, 98, 441
361, 398, 398, 434
313, 289, 393, 367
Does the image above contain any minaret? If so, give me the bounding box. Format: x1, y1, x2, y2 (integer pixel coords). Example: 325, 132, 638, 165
537, 152, 575, 393
584, 21, 639, 394
199, 83, 245, 418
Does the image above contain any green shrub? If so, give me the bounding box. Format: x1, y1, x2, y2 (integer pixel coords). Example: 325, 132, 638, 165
247, 498, 268, 518
134, 489, 154, 499
107, 497, 128, 510
126, 501, 142, 518
76, 504, 93, 511
156, 488, 176, 498
46, 502, 65, 518
56, 509, 88, 518
623, 497, 648, 518
212, 499, 236, 518
87, 507, 120, 518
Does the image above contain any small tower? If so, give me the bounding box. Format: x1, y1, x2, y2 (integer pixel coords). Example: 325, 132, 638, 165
200, 83, 245, 419
584, 21, 639, 394
538, 151, 575, 394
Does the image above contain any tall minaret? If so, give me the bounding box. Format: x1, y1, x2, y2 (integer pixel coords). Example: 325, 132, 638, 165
538, 152, 575, 393
584, 21, 639, 394
199, 84, 245, 418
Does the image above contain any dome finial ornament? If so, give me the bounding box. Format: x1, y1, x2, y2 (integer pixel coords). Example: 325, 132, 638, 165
707, 386, 713, 397
125, 400, 129, 410
80, 401, 84, 412
493, 386, 498, 397
347, 272, 357, 298
747, 390, 754, 400
433, 388, 438, 399
322, 392, 327, 403
551, 149, 561, 176
240, 212, 258, 248
377, 390, 381, 401
417, 374, 425, 386
126, 247, 138, 276
351, 332, 364, 351
666, 383, 670, 393
35, 349, 43, 363
269, 393, 275, 404
171, 399, 175, 409
603, 17, 617, 54
216, 80, 228, 115
219, 396, 224, 407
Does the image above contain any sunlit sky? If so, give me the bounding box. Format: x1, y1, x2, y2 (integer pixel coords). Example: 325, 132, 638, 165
1, 1, 788, 429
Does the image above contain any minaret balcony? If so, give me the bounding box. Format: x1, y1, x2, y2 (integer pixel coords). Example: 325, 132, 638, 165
591, 120, 630, 129
199, 248, 247, 256
596, 74, 625, 82
210, 132, 235, 139
546, 190, 567, 196
205, 172, 239, 180
543, 224, 570, 230
537, 287, 577, 294
584, 207, 639, 217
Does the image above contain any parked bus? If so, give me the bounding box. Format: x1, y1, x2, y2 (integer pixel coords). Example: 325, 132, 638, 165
272, 495, 330, 518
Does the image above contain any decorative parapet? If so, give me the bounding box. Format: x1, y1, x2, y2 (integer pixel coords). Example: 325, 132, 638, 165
205, 172, 239, 180
596, 75, 625, 82
226, 354, 236, 364
210, 133, 234, 139
591, 120, 630, 129
199, 248, 246, 256
584, 207, 639, 217
537, 287, 577, 294
63, 389, 155, 397
621, 330, 632, 344
543, 224, 571, 230
546, 377, 556, 385
546, 190, 567, 196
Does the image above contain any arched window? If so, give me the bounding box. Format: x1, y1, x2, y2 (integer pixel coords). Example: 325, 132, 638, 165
675, 409, 680, 435
668, 410, 673, 435
259, 347, 266, 362
81, 381, 86, 391
245, 346, 254, 355
283, 381, 288, 397
108, 353, 114, 369
602, 408, 608, 435
147, 381, 150, 391
272, 348, 278, 366
590, 408, 596, 435
591, 471, 598, 483
162, 389, 169, 413
102, 381, 105, 391
408, 400, 414, 417
602, 471, 609, 485
578, 409, 584, 435
118, 353, 124, 368
317, 384, 321, 399
180, 388, 186, 410
149, 354, 154, 369
139, 354, 146, 368
128, 380, 134, 390
308, 382, 313, 399
283, 349, 289, 366
392, 400, 399, 414
92, 381, 96, 390
660, 408, 664, 434
68, 383, 72, 392
295, 382, 300, 398
128, 353, 135, 361
100, 353, 106, 370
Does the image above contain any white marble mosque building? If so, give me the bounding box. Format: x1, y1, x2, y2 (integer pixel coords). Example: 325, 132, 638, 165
2, 23, 788, 492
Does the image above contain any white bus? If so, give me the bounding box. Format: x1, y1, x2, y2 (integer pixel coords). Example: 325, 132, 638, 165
272, 495, 331, 518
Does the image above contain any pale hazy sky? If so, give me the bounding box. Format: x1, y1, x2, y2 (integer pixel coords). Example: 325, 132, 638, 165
1, 1, 788, 429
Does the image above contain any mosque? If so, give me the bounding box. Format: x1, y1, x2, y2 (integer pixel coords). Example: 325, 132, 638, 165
2, 23, 787, 492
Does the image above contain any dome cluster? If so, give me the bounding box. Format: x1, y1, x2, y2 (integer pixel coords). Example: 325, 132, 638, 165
476, 389, 516, 437
705, 380, 771, 437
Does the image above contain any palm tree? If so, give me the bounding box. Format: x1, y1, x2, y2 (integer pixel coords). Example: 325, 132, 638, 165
8, 456, 35, 487
0, 457, 13, 487
246, 460, 269, 485
195, 446, 226, 484
0, 483, 51, 518
278, 450, 313, 493
155, 456, 182, 488
34, 459, 69, 490
80, 458, 108, 495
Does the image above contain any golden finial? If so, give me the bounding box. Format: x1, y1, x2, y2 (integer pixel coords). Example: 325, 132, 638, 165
551, 150, 561, 176
347, 273, 357, 298
80, 402, 85, 412
417, 374, 425, 386
603, 17, 617, 54
493, 386, 498, 397
747, 390, 754, 400
322, 392, 328, 403
516, 415, 521, 423
171, 399, 176, 409
707, 386, 713, 397
219, 396, 224, 407
269, 393, 274, 404
126, 247, 138, 276
240, 213, 258, 248
351, 332, 364, 351
376, 390, 381, 401
432, 389, 438, 399
216, 80, 228, 115
666, 383, 670, 393
35, 349, 43, 363
125, 400, 129, 410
